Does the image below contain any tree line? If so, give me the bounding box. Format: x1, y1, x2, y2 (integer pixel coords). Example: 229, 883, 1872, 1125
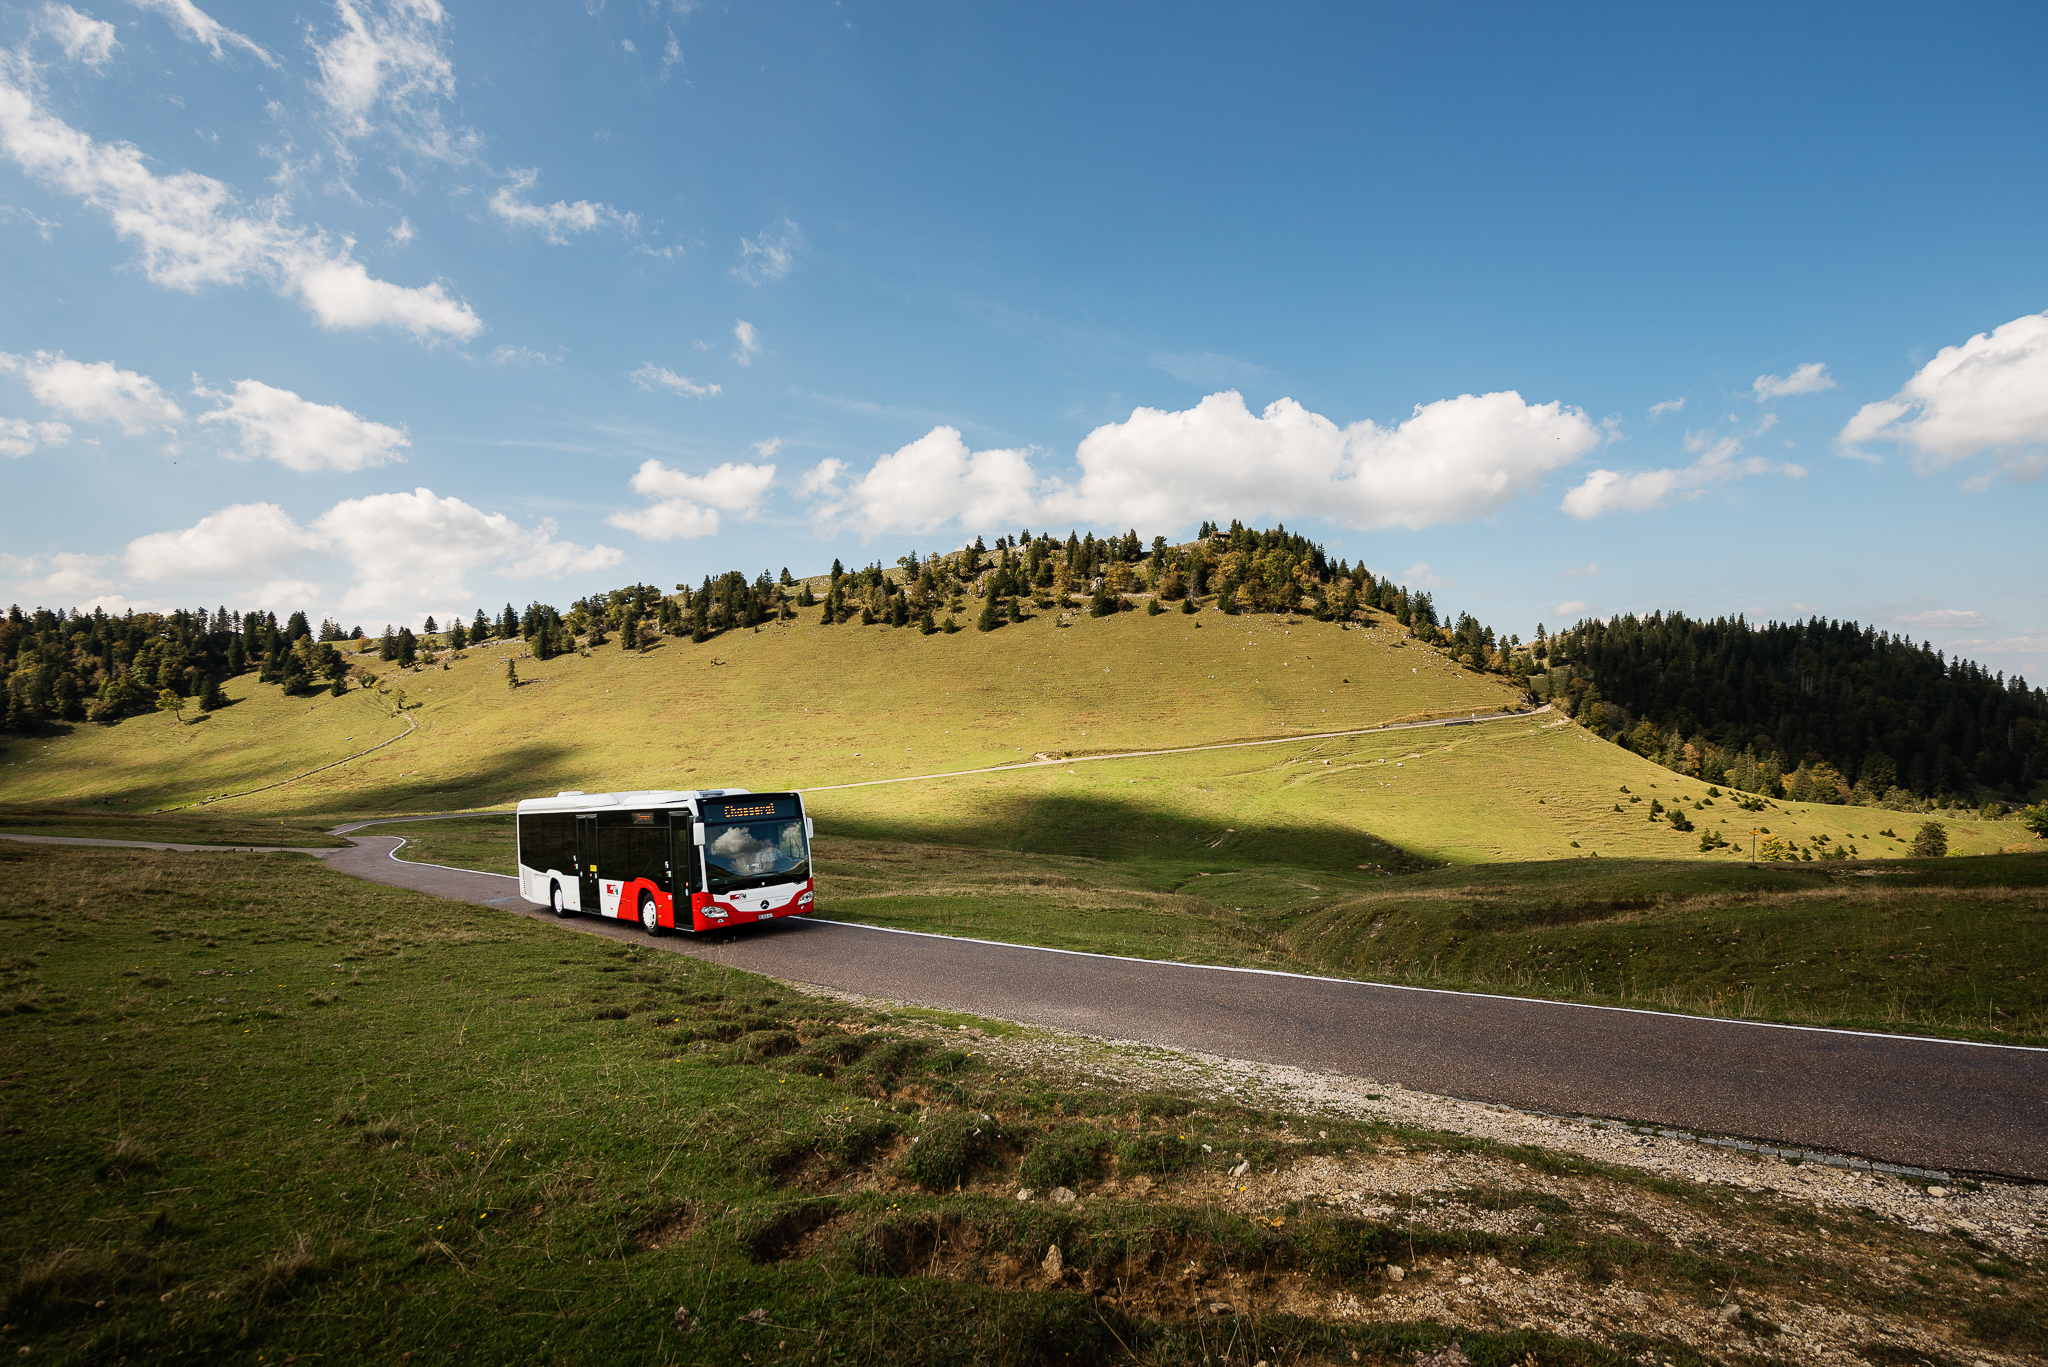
1539, 611, 2047, 807
0, 522, 1553, 739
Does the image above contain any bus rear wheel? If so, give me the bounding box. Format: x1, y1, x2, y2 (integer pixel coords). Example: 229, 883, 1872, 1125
639, 891, 665, 937
550, 881, 570, 918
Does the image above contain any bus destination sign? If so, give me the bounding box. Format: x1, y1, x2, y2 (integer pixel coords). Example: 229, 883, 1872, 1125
702, 796, 796, 823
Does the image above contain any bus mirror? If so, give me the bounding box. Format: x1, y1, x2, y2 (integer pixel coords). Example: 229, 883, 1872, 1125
804, 818, 814, 839
692, 822, 707, 845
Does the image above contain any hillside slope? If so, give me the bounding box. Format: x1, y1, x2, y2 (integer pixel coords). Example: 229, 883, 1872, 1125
4, 605, 2024, 867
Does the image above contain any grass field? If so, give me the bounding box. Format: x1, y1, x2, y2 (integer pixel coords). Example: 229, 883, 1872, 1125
4, 843, 2040, 1365
0, 607, 1511, 820
0, 807, 351, 848
377, 812, 2048, 1046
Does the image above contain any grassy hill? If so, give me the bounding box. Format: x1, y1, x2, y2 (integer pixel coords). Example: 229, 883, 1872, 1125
2, 604, 2027, 868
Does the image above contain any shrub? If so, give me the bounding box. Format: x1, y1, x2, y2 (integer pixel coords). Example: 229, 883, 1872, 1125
1908, 821, 1949, 858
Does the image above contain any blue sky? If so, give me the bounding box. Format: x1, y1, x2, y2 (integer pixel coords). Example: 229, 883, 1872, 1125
2, 1, 2044, 677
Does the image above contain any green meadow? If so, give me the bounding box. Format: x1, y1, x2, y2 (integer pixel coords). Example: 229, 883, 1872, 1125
5, 844, 2041, 1366
5, 601, 2038, 1045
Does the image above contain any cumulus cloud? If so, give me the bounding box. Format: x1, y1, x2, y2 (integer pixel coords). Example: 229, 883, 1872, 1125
193, 378, 409, 472
311, 0, 474, 161
1753, 362, 1835, 401
732, 220, 799, 284
1838, 311, 2048, 488
804, 389, 1601, 538
0, 58, 482, 338
0, 416, 71, 457
9, 550, 117, 601
489, 168, 636, 244
1555, 599, 1589, 616
94, 490, 618, 625
630, 363, 719, 398
313, 486, 620, 616
1648, 397, 1685, 418
0, 350, 183, 432
126, 0, 275, 65
1561, 425, 1805, 519
802, 427, 1041, 537
1892, 607, 1986, 629
37, 4, 118, 67
125, 501, 319, 580
608, 458, 776, 541
731, 319, 760, 365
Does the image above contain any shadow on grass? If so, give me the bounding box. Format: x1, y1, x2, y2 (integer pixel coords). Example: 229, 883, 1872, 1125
817, 789, 1411, 877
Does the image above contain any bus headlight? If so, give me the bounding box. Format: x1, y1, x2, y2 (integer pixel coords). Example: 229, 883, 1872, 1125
797, 891, 814, 907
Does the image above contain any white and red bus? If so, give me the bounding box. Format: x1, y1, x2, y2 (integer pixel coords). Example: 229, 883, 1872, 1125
515, 788, 815, 934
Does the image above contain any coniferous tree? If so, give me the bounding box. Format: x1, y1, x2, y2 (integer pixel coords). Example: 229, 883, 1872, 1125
397, 628, 417, 668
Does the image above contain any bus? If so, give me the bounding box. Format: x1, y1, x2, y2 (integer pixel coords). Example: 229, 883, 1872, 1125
515, 788, 815, 935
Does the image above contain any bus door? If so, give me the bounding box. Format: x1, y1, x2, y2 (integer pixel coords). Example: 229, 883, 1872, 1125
575, 814, 600, 912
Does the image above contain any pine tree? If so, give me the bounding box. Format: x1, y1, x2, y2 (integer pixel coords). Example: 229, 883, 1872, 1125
976, 593, 1000, 632
329, 672, 348, 697
505, 659, 519, 689
397, 628, 417, 668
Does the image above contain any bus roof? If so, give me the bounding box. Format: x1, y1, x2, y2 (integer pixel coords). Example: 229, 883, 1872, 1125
514, 788, 756, 814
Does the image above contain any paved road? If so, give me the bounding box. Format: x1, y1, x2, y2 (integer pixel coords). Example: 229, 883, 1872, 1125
329, 834, 2048, 1180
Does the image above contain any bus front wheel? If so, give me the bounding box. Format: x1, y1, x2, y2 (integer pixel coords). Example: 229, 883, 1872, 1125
550, 881, 570, 918
639, 892, 665, 938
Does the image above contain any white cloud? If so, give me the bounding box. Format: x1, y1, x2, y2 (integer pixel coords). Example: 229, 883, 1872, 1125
1892, 607, 1986, 629
0, 350, 184, 432
606, 500, 720, 541
314, 486, 620, 616
1560, 562, 1597, 578
731, 319, 761, 365
630, 363, 719, 398
796, 456, 845, 498
5, 550, 117, 601
489, 344, 556, 365
1648, 397, 1685, 418
0, 59, 482, 339
803, 427, 1041, 537
1058, 389, 1598, 533
619, 38, 634, 54
37, 4, 118, 67
489, 168, 636, 244
1555, 599, 1589, 616
608, 458, 776, 541
1561, 425, 1805, 519
125, 501, 319, 580
805, 389, 1601, 538
126, 0, 275, 65
1400, 562, 1447, 589
311, 0, 474, 162
732, 220, 799, 284
627, 458, 775, 508
193, 378, 409, 473
1838, 311, 2048, 488
1753, 362, 1835, 400
660, 27, 682, 76
0, 416, 70, 456
388, 215, 414, 244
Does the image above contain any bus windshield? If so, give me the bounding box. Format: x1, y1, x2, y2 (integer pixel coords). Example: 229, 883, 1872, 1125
703, 818, 810, 892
